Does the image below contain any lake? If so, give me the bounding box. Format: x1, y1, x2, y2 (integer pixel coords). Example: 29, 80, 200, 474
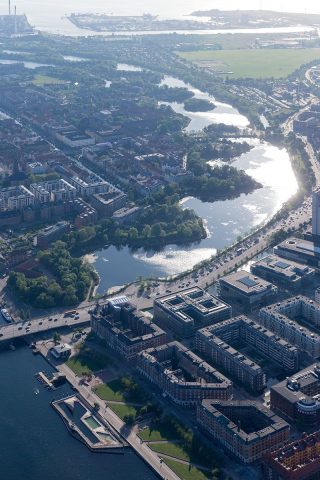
90, 76, 298, 292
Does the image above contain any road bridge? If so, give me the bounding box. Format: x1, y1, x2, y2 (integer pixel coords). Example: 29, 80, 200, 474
0, 309, 90, 343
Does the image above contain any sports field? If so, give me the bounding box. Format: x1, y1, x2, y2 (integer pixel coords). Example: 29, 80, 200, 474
178, 48, 320, 79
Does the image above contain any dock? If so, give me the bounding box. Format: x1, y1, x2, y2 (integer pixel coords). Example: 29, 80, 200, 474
35, 371, 55, 390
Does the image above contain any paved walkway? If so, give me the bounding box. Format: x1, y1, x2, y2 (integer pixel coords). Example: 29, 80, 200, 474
38, 342, 181, 480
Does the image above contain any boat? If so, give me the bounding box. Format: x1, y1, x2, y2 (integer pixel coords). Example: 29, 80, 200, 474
1, 308, 13, 323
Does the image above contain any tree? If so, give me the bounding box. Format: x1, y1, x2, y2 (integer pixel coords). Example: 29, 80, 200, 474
53, 332, 61, 345
151, 223, 165, 238
128, 227, 138, 240
142, 225, 151, 238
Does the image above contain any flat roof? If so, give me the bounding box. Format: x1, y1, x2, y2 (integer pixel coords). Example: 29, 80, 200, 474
220, 270, 275, 295
251, 255, 313, 280
276, 238, 320, 260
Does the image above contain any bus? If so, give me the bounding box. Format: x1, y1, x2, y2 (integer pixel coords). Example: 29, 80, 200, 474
63, 310, 77, 318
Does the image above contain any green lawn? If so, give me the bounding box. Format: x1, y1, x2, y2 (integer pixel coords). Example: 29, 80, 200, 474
66, 349, 109, 376
149, 442, 190, 462
94, 379, 126, 402
163, 459, 212, 480
94, 376, 149, 404
32, 74, 67, 86
109, 403, 139, 421
178, 48, 320, 78
139, 424, 179, 442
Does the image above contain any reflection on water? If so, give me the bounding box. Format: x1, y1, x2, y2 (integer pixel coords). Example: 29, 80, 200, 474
94, 140, 298, 292
63, 55, 88, 62
0, 59, 52, 69
92, 77, 298, 292
159, 75, 249, 130
117, 63, 143, 72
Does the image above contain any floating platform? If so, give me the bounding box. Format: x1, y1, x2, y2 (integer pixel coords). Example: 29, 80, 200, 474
52, 394, 126, 453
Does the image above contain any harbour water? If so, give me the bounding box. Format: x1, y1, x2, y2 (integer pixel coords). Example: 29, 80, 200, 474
0, 346, 158, 480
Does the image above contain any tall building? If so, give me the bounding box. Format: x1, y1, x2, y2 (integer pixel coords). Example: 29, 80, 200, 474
36, 221, 71, 249
312, 187, 320, 241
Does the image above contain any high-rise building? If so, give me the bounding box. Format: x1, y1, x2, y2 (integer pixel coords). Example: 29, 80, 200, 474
312, 187, 320, 241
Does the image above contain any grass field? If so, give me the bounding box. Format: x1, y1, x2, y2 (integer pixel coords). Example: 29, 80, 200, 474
149, 442, 190, 462
94, 379, 126, 402
32, 74, 67, 86
163, 459, 212, 480
138, 425, 179, 442
109, 403, 139, 421
66, 349, 109, 376
178, 48, 320, 79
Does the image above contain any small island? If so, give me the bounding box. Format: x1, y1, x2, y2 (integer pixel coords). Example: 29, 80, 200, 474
184, 98, 216, 112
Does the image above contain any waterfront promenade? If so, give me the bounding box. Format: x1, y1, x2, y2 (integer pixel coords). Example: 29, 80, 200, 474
38, 342, 180, 480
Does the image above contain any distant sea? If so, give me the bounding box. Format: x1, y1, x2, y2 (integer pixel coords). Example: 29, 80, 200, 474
0, 0, 320, 35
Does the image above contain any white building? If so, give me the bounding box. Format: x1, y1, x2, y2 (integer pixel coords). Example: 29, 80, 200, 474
259, 296, 320, 358
27, 162, 47, 175
0, 185, 35, 211
50, 343, 72, 359
56, 128, 95, 148
30, 179, 77, 203
70, 175, 110, 197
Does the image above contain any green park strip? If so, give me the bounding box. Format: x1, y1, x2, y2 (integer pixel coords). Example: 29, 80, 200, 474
94, 375, 150, 404
108, 403, 139, 421
138, 425, 179, 442
94, 379, 127, 402
32, 74, 67, 85
149, 442, 190, 462
178, 48, 320, 79
66, 347, 109, 376
163, 459, 215, 480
